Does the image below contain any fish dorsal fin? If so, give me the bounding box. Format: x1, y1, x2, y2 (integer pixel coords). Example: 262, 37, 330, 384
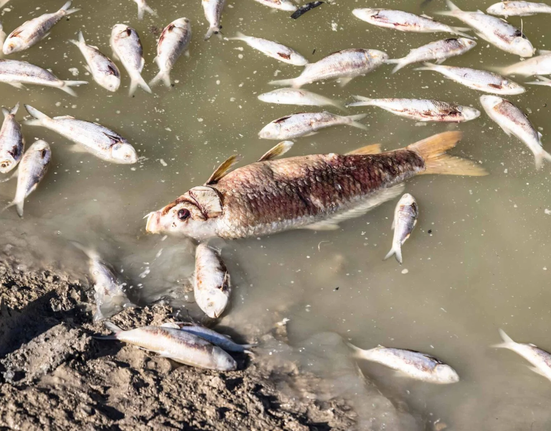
346, 143, 382, 155
188, 186, 223, 218
205, 155, 241, 185
258, 141, 294, 162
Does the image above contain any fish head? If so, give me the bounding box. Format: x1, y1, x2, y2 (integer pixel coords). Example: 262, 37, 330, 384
434, 364, 460, 384
0, 153, 16, 173
259, 118, 285, 140
398, 193, 416, 207
502, 80, 526, 95
173, 17, 191, 28
3, 37, 23, 55
367, 49, 389, 64
460, 106, 481, 121
479, 95, 504, 110
214, 349, 237, 371
485, 4, 504, 15
100, 68, 121, 92
352, 8, 378, 21
512, 37, 536, 58
458, 38, 477, 49
111, 143, 138, 164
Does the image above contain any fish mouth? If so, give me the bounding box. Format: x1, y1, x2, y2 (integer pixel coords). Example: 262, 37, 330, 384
145, 211, 161, 234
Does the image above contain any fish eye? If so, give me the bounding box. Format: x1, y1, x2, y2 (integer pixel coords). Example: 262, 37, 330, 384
178, 208, 191, 221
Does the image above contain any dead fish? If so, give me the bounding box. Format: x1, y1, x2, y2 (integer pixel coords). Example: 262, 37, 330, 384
110, 24, 151, 96
384, 193, 418, 264
228, 32, 308, 66
387, 37, 476, 74
416, 63, 525, 95
133, 0, 156, 19
194, 243, 231, 319
70, 31, 120, 92
291, 1, 323, 19
24, 105, 138, 164
0, 103, 23, 174
487, 1, 551, 17
253, 0, 297, 11
145, 132, 486, 240
347, 342, 460, 384
269, 48, 388, 88
495, 51, 551, 76
170, 323, 253, 352
0, 59, 87, 96
347, 97, 480, 123
527, 75, 551, 86
494, 329, 551, 381
258, 88, 344, 110
352, 8, 471, 37
150, 18, 192, 88
203, 0, 226, 40
480, 95, 551, 169
437, 0, 535, 57
259, 112, 367, 140
0, 23, 6, 55
3, 1, 79, 55
102, 321, 237, 370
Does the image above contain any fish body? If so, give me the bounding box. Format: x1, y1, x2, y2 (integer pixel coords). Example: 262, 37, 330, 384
194, 243, 231, 319
498, 52, 551, 76
0, 23, 6, 54
384, 193, 418, 264
437, 0, 535, 57
253, 0, 297, 11
258, 88, 343, 110
150, 18, 192, 88
269, 49, 388, 88
229, 32, 307, 66
133, 0, 156, 19
145, 132, 486, 240
0, 103, 23, 173
174, 324, 252, 352
70, 31, 120, 92
110, 24, 150, 95
487, 1, 551, 16
3, 1, 79, 55
202, 0, 226, 40
480, 95, 551, 169
347, 97, 480, 122
24, 105, 138, 164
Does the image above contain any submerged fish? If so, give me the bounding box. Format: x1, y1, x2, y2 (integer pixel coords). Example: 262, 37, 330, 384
347, 342, 460, 384
145, 132, 486, 240
487, 1, 551, 17
0, 103, 23, 173
496, 51, 551, 76
258, 88, 343, 110
384, 193, 418, 264
133, 0, 156, 19
480, 95, 551, 169
0, 59, 87, 96
24, 105, 138, 164
203, 0, 226, 40
70, 31, 120, 92
347, 97, 480, 123
3, 1, 79, 55
194, 243, 231, 319
171, 323, 253, 352
270, 48, 388, 88
102, 322, 237, 370
229, 32, 307, 66
150, 18, 192, 88
253, 0, 297, 11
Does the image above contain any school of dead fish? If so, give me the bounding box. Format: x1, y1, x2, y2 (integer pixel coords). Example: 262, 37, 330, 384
0, 0, 551, 401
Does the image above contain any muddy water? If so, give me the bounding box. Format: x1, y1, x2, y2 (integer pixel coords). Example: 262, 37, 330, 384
1, 0, 551, 429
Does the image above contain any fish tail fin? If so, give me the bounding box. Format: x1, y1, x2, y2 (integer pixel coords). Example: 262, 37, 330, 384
129, 74, 152, 96
534, 149, 551, 170
24, 104, 50, 125
1, 201, 16, 215
268, 77, 301, 88
414, 62, 438, 72
347, 113, 368, 130
344, 340, 365, 358
137, 3, 156, 19
61, 1, 80, 15
103, 321, 123, 335
69, 240, 101, 262
436, 0, 461, 15
69, 31, 85, 47
330, 99, 347, 111
345, 96, 374, 108
492, 328, 516, 349
384, 245, 402, 264
15, 200, 24, 218
61, 80, 88, 97
527, 76, 551, 86
387, 58, 407, 74
149, 69, 171, 88
228, 31, 247, 41
9, 102, 19, 116
451, 27, 473, 38
407, 131, 488, 176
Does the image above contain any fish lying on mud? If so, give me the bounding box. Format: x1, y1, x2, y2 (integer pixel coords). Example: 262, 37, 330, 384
133, 0, 156, 19
202, 0, 226, 40
487, 1, 551, 17
384, 193, 418, 264
253, 0, 297, 11
228, 32, 308, 66
168, 323, 254, 352
495, 51, 551, 76
145, 132, 486, 240
0, 103, 23, 173
258, 88, 344, 110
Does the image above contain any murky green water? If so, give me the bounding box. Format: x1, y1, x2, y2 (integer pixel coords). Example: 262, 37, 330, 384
2, 0, 551, 429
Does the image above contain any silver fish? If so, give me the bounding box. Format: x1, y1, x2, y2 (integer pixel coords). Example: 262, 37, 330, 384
0, 23, 5, 55
487, 1, 551, 17
348, 342, 460, 384
387, 37, 477, 74
416, 63, 525, 95
133, 0, 156, 19
253, 0, 297, 11
259, 112, 367, 140
194, 243, 231, 319
202, 0, 226, 40
24, 105, 138, 165
384, 193, 418, 264
103, 322, 237, 370
0, 103, 23, 174
150, 18, 192, 88
437, 0, 535, 57
170, 323, 253, 352
229, 32, 308, 66
258, 88, 344, 110
0, 59, 87, 96
496, 51, 551, 76
110, 24, 151, 96
480, 95, 551, 169
3, 1, 79, 55
269, 49, 388, 88
348, 97, 480, 123
70, 31, 120, 92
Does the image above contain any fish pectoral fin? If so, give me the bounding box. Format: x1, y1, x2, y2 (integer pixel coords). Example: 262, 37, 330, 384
205, 155, 241, 185
346, 143, 382, 155
8, 82, 25, 90
337, 77, 354, 87
303, 221, 341, 231
258, 141, 294, 162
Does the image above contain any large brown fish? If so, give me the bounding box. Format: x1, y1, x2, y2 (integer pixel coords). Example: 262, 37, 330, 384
145, 132, 486, 240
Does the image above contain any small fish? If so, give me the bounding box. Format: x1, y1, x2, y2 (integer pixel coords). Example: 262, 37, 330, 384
494, 329, 551, 381
228, 32, 308, 66
437, 0, 535, 57
70, 31, 120, 92
203, 0, 226, 40
259, 112, 367, 140
194, 243, 231, 319
171, 323, 253, 352
496, 51, 551, 76
416, 63, 525, 95
0, 59, 87, 96
133, 0, 156, 19
384, 193, 418, 264
270, 49, 388, 88
353, 8, 471, 37
387, 38, 476, 74
150, 18, 192, 88
291, 1, 323, 19
253, 0, 297, 11
347, 97, 480, 123
3, 1, 79, 55
258, 88, 343, 110
0, 103, 23, 174
102, 322, 237, 370
487, 1, 551, 17
347, 342, 460, 384
480, 95, 551, 169
24, 105, 138, 164
110, 24, 151, 96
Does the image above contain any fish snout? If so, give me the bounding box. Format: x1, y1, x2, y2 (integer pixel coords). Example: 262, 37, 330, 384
145, 211, 162, 234
0, 159, 14, 173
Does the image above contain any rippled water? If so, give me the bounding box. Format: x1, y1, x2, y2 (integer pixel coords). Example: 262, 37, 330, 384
2, 0, 551, 429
